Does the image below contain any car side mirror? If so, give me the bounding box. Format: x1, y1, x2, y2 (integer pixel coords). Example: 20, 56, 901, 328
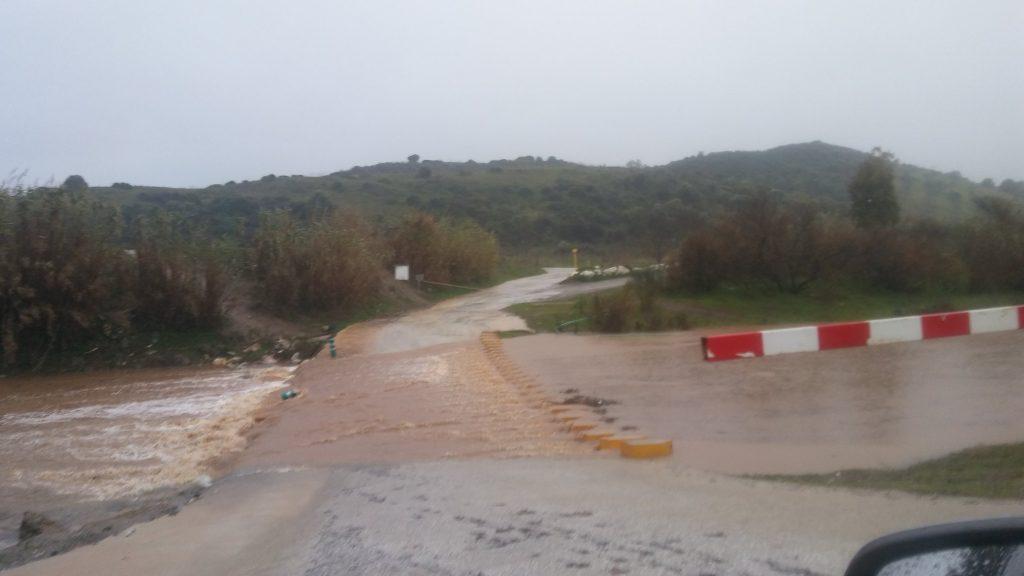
845, 518, 1024, 576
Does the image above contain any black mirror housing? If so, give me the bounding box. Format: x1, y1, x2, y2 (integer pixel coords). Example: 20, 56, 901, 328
846, 517, 1024, 576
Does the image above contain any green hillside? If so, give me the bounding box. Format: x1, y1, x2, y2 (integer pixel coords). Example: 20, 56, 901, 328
89, 141, 1020, 257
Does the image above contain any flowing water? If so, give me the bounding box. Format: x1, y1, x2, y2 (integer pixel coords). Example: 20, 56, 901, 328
0, 365, 295, 548
0, 268, 622, 556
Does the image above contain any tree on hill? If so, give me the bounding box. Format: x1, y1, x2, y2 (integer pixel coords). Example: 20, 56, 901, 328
848, 148, 899, 228
407, 154, 420, 164
61, 174, 88, 192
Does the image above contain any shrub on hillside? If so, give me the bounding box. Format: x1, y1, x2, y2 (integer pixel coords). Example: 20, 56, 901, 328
667, 230, 728, 293
589, 273, 688, 333
389, 213, 449, 282
0, 188, 132, 368
961, 197, 1024, 291
252, 211, 381, 312
133, 213, 229, 330
389, 212, 499, 286
668, 190, 854, 294
444, 219, 500, 284
854, 224, 966, 293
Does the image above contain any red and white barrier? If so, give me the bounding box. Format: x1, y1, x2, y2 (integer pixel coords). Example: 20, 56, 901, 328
701, 305, 1024, 362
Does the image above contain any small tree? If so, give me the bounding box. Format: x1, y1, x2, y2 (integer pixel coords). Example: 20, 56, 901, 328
849, 148, 899, 228
61, 174, 88, 192
407, 154, 420, 164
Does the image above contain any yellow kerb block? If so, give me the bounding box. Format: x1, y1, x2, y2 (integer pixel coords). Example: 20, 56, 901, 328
597, 434, 646, 451
549, 406, 573, 414
620, 439, 673, 459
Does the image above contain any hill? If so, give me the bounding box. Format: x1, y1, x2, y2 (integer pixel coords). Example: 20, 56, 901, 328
89, 141, 1021, 258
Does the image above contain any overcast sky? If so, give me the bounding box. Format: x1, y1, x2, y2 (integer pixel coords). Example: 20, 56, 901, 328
2, 1, 1021, 187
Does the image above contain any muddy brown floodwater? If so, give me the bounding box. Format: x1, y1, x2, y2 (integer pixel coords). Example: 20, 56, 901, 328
504, 329, 1024, 474
239, 269, 626, 467
0, 268, 618, 567
0, 365, 295, 552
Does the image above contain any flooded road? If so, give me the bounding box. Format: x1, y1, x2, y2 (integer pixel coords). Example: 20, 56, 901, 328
239, 269, 625, 467
0, 366, 295, 550
9, 270, 1024, 576
0, 268, 616, 563
373, 268, 626, 353
505, 330, 1024, 474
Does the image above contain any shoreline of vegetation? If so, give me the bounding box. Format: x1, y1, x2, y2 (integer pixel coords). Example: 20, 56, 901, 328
6, 146, 1024, 371
508, 150, 1024, 336
0, 177, 507, 376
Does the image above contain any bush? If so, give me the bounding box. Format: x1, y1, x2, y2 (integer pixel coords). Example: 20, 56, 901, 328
444, 219, 500, 284
252, 211, 381, 312
389, 213, 449, 282
589, 273, 688, 333
668, 230, 727, 293
855, 226, 966, 293
668, 190, 854, 294
132, 213, 228, 330
389, 212, 499, 286
961, 197, 1024, 291
0, 188, 132, 368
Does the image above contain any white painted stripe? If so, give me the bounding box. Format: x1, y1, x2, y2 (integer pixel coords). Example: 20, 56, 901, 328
868, 316, 922, 345
969, 307, 1019, 334
762, 327, 820, 356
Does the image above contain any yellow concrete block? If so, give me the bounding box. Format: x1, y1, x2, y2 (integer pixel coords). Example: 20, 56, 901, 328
577, 428, 617, 441
597, 434, 646, 450
620, 439, 673, 459
549, 406, 573, 414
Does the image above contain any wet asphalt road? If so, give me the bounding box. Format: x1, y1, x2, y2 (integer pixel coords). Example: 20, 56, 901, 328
9, 458, 1022, 576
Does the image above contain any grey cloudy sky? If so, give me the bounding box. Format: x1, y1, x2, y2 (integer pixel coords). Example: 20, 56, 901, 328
2, 1, 1021, 187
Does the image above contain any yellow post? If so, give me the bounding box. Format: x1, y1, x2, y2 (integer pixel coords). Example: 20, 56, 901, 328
572, 247, 579, 271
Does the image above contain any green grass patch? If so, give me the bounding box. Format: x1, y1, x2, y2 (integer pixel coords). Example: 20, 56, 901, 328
506, 297, 590, 333
506, 283, 1023, 335
663, 285, 1023, 328
490, 259, 547, 285
496, 330, 533, 339
754, 443, 1024, 500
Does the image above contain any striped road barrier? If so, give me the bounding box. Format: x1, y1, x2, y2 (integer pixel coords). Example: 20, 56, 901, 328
702, 305, 1024, 362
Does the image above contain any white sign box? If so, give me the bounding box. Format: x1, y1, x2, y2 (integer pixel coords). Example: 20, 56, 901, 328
394, 265, 410, 281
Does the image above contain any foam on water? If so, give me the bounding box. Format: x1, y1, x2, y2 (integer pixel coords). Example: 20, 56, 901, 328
0, 366, 295, 500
